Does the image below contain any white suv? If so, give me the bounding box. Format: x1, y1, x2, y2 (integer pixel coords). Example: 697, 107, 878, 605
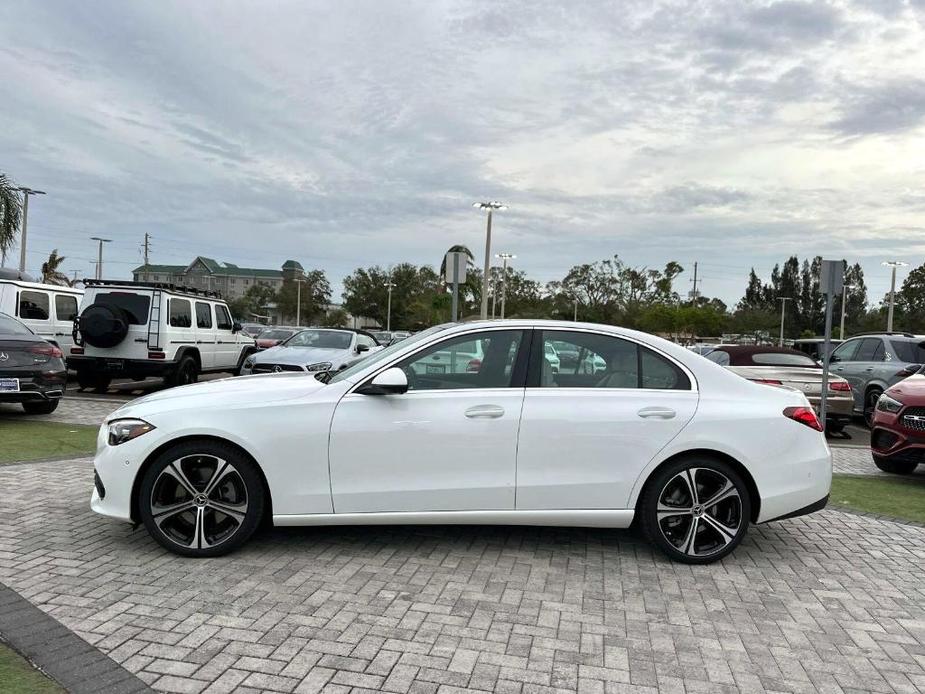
69, 280, 256, 392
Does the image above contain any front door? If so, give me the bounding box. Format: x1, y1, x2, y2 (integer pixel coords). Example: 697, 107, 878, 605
516, 329, 698, 510
213, 304, 238, 369
329, 329, 528, 513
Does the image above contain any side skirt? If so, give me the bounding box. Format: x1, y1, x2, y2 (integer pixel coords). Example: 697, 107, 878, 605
273, 509, 635, 529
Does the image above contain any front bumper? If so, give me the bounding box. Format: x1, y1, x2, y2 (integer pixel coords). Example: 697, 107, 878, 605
870, 409, 925, 465
90, 423, 152, 524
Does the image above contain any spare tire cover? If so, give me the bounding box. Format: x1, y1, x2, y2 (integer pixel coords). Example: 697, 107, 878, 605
79, 304, 130, 348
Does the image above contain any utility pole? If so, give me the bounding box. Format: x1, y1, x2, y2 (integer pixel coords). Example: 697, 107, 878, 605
295, 277, 305, 326
473, 201, 506, 320
883, 261, 908, 332
839, 284, 855, 340
90, 237, 111, 280
17, 187, 46, 273
384, 280, 394, 332
689, 261, 700, 302
778, 297, 792, 346
496, 252, 515, 319
573, 297, 578, 322
142, 233, 150, 280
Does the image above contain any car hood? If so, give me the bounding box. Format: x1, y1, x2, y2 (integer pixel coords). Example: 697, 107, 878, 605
254, 345, 352, 366
107, 373, 326, 421
887, 374, 925, 401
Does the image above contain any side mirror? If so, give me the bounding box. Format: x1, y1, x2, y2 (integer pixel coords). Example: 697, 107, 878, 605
356, 367, 408, 395
829, 354, 840, 363
232, 321, 242, 333
356, 343, 370, 353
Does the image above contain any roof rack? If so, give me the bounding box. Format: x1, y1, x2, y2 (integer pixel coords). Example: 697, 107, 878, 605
83, 278, 222, 299
853, 331, 917, 338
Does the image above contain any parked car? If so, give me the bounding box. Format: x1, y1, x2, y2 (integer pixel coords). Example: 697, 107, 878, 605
687, 343, 718, 356
705, 346, 854, 433
240, 328, 382, 375
255, 327, 299, 350
240, 322, 268, 338
92, 320, 830, 564
0, 277, 83, 353
372, 331, 392, 345
69, 279, 256, 392
792, 338, 843, 363
0, 312, 66, 414
829, 333, 925, 425
869, 371, 925, 474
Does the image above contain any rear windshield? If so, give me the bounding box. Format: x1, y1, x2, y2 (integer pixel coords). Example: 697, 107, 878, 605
0, 313, 33, 335
890, 340, 925, 364
750, 352, 819, 367
92, 293, 150, 325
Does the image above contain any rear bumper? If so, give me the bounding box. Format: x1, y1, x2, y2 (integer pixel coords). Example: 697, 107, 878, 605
67, 355, 178, 378
761, 494, 829, 523
0, 371, 66, 403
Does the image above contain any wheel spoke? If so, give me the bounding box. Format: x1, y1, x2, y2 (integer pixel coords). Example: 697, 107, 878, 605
701, 513, 738, 544
680, 516, 700, 555
682, 468, 699, 505
161, 462, 198, 497
208, 499, 247, 522
193, 507, 211, 549
701, 480, 739, 508
203, 460, 229, 496
152, 500, 195, 519
657, 502, 693, 520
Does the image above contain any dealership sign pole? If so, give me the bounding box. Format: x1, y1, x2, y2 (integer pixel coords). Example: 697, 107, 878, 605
819, 259, 845, 425
445, 251, 467, 322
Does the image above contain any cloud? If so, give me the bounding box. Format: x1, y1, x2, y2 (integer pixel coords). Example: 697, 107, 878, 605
831, 79, 925, 135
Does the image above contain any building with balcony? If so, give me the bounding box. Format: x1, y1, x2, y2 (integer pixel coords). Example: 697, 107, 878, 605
132, 257, 305, 300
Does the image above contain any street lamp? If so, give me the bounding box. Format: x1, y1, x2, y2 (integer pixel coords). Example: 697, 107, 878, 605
90, 237, 111, 280
384, 280, 395, 332
496, 252, 515, 319
17, 187, 46, 273
294, 277, 306, 326
882, 261, 908, 332
839, 284, 856, 340
778, 297, 792, 346
473, 201, 507, 320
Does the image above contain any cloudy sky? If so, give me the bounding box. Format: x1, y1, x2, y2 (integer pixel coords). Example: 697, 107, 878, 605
2, 0, 924, 306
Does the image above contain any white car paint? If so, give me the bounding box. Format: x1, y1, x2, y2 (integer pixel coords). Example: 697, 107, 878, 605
92, 320, 831, 552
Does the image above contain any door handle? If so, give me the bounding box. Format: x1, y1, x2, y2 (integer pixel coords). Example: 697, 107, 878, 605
637, 407, 676, 419
465, 405, 505, 419
864, 367, 874, 372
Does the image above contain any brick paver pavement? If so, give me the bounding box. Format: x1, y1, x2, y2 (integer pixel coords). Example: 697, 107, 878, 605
0, 457, 923, 693
0, 395, 125, 427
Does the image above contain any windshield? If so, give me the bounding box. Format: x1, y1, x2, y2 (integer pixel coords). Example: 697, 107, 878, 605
282, 329, 353, 349
0, 313, 33, 335
258, 329, 293, 340
327, 324, 451, 384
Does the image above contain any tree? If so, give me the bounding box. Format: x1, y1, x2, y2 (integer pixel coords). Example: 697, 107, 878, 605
40, 249, 70, 285
896, 262, 925, 331
276, 270, 332, 325
227, 283, 277, 322
0, 173, 22, 265
342, 264, 442, 328
322, 307, 349, 328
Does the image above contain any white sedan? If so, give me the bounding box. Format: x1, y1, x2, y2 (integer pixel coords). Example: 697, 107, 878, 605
91, 320, 831, 564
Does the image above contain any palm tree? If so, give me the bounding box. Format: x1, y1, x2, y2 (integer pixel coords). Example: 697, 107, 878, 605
0, 173, 23, 266
41, 249, 70, 286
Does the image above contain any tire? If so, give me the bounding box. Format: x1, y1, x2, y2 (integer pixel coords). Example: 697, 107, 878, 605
166, 355, 199, 388
22, 399, 59, 415
639, 457, 751, 564
138, 440, 265, 557
76, 372, 111, 393
78, 305, 130, 348
873, 456, 918, 475
864, 388, 882, 428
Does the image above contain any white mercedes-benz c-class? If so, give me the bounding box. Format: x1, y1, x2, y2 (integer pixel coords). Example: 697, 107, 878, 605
91, 320, 831, 563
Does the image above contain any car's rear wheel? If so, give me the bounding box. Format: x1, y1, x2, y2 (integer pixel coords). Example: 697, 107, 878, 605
640, 457, 751, 564
22, 399, 59, 415
864, 388, 882, 427
873, 456, 918, 475
76, 372, 111, 393
166, 356, 198, 388
139, 441, 265, 557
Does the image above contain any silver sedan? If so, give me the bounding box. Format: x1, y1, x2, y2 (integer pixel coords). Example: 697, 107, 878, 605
240, 329, 382, 375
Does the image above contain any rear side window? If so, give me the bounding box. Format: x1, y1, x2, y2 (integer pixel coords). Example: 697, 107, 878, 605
215, 304, 233, 330
55, 295, 78, 322
706, 350, 731, 366
890, 340, 925, 363
855, 338, 884, 362
18, 290, 49, 320
640, 349, 690, 389
195, 302, 213, 329
92, 293, 150, 325
169, 299, 192, 328
750, 352, 819, 367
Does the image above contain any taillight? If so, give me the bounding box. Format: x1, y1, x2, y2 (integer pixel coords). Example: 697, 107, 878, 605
829, 381, 851, 392
148, 351, 166, 360
752, 379, 782, 386
466, 358, 482, 372
29, 343, 63, 359
70, 346, 84, 355
783, 406, 823, 432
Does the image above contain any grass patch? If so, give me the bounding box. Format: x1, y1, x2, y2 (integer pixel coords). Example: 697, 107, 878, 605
0, 642, 62, 693
830, 474, 925, 524
0, 421, 97, 463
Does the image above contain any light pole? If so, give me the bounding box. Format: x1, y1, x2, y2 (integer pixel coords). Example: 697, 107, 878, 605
384, 280, 394, 332
573, 297, 579, 322
473, 201, 507, 319
839, 283, 856, 340
778, 297, 792, 346
90, 237, 111, 280
294, 277, 306, 326
17, 187, 46, 273
496, 252, 515, 319
490, 268, 497, 319
883, 261, 908, 332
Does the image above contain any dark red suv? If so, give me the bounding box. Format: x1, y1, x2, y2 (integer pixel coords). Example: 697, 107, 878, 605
870, 371, 925, 475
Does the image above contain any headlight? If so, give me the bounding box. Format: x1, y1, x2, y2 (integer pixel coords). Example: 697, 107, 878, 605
306, 362, 333, 372
108, 419, 155, 446
876, 394, 903, 414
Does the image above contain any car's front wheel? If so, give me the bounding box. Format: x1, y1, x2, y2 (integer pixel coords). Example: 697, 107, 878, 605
864, 388, 882, 428
873, 456, 918, 475
138, 441, 265, 557
639, 457, 751, 564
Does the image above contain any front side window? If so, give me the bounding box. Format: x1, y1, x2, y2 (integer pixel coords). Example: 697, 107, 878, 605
55, 295, 78, 322
18, 290, 50, 320
397, 330, 523, 391
357, 334, 377, 349
195, 302, 213, 329
169, 299, 192, 328
215, 304, 233, 330
832, 339, 861, 362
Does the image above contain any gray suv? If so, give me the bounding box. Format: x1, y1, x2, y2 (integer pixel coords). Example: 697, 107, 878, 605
830, 333, 925, 425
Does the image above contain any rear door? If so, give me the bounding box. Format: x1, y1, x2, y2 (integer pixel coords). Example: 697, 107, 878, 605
52, 292, 79, 351
515, 329, 698, 510
831, 338, 863, 408
194, 302, 215, 369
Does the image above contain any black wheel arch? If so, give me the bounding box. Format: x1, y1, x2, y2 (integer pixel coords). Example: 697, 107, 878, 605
174, 347, 201, 370
635, 448, 761, 523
